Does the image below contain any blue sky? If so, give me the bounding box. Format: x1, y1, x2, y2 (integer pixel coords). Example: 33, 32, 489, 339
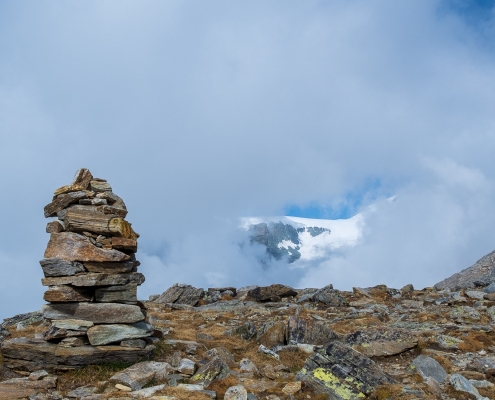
1, 1, 495, 319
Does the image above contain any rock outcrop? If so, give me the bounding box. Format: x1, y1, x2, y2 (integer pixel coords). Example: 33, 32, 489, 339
435, 249, 495, 290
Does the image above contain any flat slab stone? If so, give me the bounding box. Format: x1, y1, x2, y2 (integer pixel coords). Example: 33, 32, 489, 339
44, 232, 130, 262
42, 272, 144, 287
344, 327, 417, 357
87, 322, 153, 345
95, 283, 137, 303
0, 337, 154, 372
109, 361, 173, 390
42, 303, 145, 324
84, 261, 135, 273
40, 258, 85, 277
43, 285, 93, 302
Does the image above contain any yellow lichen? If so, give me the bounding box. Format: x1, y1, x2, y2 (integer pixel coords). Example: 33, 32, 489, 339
312, 368, 366, 399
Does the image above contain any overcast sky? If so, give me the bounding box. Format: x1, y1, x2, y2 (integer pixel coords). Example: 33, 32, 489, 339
1, 1, 495, 320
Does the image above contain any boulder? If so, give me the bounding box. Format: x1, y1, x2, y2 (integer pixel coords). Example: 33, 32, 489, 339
155, 283, 204, 306
288, 315, 339, 345
44, 232, 130, 262
410, 355, 447, 383
224, 385, 248, 400
230, 321, 256, 340
205, 347, 235, 367
109, 361, 173, 391
191, 356, 230, 386
245, 284, 297, 302
42, 303, 145, 324
344, 327, 417, 357
450, 374, 487, 399
295, 341, 395, 397
257, 321, 287, 348
312, 285, 348, 306
87, 321, 153, 345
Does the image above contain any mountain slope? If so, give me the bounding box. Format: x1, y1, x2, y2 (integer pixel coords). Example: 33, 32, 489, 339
241, 214, 364, 264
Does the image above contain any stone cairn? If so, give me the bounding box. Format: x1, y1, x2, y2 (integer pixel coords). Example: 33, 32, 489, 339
1, 169, 155, 372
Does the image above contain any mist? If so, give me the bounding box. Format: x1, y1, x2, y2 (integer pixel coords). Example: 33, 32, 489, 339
1, 1, 495, 319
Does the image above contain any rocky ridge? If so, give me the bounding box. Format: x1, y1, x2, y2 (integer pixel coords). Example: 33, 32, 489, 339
3, 279, 495, 399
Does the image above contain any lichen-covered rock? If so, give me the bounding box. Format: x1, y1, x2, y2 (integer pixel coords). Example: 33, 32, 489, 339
288, 315, 339, 345
344, 327, 417, 357
296, 341, 394, 398
190, 356, 229, 387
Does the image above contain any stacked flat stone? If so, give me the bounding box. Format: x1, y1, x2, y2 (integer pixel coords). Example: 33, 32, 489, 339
40, 168, 153, 348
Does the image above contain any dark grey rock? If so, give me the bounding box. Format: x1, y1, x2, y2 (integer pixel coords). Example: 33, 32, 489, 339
312, 284, 348, 306
410, 355, 447, 383
229, 321, 257, 340
435, 249, 495, 290
288, 315, 339, 345
1, 311, 43, 329
39, 258, 85, 277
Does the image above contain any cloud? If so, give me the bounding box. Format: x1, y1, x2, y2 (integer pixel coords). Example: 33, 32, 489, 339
299, 159, 495, 290
0, 1, 495, 318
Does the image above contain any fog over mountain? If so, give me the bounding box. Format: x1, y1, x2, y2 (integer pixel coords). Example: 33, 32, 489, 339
1, 1, 495, 320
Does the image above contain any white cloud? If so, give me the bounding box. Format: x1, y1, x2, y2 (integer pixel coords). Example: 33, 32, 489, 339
0, 1, 495, 318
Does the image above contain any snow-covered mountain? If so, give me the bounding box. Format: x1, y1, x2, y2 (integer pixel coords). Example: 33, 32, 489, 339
241, 214, 364, 265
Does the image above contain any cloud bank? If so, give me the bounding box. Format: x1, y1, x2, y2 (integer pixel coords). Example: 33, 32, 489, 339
1, 1, 495, 319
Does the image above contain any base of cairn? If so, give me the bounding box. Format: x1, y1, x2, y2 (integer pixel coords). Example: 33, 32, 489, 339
1, 337, 155, 373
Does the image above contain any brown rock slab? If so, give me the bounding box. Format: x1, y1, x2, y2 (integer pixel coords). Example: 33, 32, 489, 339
112, 237, 138, 252
43, 285, 93, 302
44, 191, 89, 218
0, 384, 36, 399
46, 220, 65, 233
72, 168, 93, 190
44, 232, 130, 262
64, 207, 137, 239
258, 321, 287, 348
0, 337, 154, 372
42, 303, 145, 324
42, 272, 144, 287
246, 284, 297, 302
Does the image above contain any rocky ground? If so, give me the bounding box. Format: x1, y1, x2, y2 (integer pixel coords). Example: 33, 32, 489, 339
2, 282, 495, 399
